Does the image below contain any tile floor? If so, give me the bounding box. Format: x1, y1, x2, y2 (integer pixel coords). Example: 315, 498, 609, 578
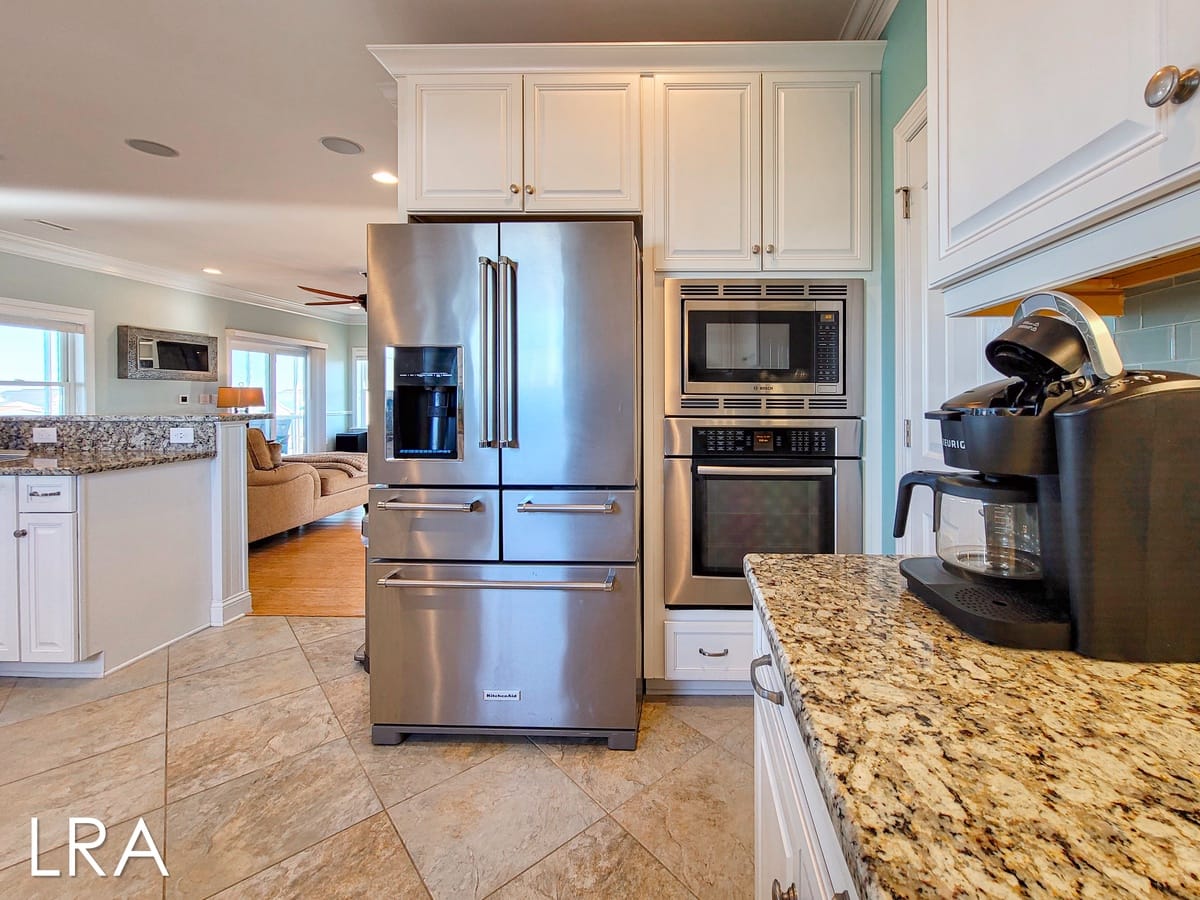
0, 616, 753, 899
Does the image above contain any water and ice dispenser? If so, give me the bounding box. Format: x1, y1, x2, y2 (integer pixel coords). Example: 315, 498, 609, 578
385, 346, 460, 459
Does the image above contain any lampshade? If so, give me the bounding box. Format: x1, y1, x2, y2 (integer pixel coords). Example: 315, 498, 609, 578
217, 386, 265, 409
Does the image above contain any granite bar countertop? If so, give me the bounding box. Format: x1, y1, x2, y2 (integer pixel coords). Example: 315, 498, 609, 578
0, 448, 215, 476
744, 553, 1200, 900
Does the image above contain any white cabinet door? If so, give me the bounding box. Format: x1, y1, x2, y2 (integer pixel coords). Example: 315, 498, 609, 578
524, 74, 641, 211
0, 479, 18, 662
764, 73, 872, 271
755, 695, 802, 900
17, 513, 77, 663
405, 74, 524, 212
929, 0, 1200, 289
656, 73, 762, 271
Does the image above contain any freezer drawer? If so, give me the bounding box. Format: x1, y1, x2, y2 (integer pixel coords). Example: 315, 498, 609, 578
368, 563, 640, 732
368, 488, 498, 561
502, 490, 637, 562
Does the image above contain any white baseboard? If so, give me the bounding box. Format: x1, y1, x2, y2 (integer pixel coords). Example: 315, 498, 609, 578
0, 653, 106, 679
211, 590, 252, 626
646, 678, 753, 696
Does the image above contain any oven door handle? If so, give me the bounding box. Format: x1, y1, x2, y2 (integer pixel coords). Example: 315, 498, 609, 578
695, 465, 834, 477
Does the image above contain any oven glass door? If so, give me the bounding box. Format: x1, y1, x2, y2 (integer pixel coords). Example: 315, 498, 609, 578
692, 461, 834, 577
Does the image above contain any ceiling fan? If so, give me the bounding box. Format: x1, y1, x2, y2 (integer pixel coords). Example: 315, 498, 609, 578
298, 274, 366, 309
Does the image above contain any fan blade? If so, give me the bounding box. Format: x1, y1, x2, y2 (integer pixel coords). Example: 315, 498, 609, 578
304, 299, 361, 306
298, 284, 359, 301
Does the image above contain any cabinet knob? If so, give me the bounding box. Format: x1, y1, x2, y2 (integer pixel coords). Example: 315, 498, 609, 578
509, 183, 520, 194
752, 244, 761, 254
771, 879, 797, 900
1145, 65, 1200, 108
525, 184, 535, 195
765, 243, 776, 254
13, 529, 27, 538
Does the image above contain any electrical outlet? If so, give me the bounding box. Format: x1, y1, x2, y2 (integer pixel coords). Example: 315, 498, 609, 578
178, 394, 190, 404
32, 427, 57, 443
198, 392, 215, 405
169, 427, 194, 444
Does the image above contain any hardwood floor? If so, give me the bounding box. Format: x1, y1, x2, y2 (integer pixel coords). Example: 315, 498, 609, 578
249, 508, 366, 616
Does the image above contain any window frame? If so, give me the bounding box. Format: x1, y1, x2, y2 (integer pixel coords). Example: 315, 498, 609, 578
0, 297, 95, 415
225, 329, 327, 453
352, 346, 368, 429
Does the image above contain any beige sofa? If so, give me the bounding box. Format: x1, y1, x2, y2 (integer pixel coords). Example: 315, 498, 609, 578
246, 427, 369, 542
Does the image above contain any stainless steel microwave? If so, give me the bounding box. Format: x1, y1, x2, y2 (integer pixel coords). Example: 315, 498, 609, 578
665, 278, 864, 418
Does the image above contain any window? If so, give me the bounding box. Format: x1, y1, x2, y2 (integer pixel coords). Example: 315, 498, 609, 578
226, 330, 327, 455
0, 298, 93, 415
352, 346, 368, 428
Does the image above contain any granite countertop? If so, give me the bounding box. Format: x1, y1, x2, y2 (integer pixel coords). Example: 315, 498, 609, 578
0, 448, 215, 476
744, 553, 1200, 900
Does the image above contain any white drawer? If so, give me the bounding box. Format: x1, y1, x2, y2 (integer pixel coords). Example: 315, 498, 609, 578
664, 621, 754, 681
17, 476, 76, 513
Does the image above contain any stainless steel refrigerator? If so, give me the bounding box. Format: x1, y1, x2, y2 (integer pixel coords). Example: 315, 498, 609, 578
366, 221, 642, 750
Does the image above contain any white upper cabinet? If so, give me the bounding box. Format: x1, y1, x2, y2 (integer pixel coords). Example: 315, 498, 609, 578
656, 71, 872, 272
929, 0, 1200, 290
404, 73, 641, 213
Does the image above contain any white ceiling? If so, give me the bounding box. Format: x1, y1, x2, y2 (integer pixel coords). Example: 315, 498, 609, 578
0, 0, 879, 323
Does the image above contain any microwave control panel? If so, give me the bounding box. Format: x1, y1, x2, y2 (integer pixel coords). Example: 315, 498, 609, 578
693, 427, 834, 457
815, 311, 841, 384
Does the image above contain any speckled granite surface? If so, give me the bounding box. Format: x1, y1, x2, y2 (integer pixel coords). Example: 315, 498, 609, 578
0, 448, 214, 475
0, 413, 258, 453
744, 553, 1200, 900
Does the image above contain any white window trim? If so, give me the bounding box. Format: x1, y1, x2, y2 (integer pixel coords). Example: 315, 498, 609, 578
225, 328, 327, 452
0, 297, 95, 414
351, 346, 368, 429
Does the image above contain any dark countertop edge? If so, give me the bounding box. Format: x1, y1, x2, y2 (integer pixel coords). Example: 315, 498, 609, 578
0, 450, 216, 476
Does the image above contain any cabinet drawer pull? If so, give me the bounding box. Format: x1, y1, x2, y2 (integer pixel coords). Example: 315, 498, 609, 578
698, 647, 729, 658
750, 654, 784, 705
13, 529, 27, 538
771, 878, 797, 900
28, 490, 62, 498
833, 892, 851, 900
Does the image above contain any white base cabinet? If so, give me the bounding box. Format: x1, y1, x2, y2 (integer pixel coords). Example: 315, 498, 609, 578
753, 615, 858, 900
0, 478, 20, 661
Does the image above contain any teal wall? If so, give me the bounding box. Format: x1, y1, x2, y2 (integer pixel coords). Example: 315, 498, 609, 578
0, 251, 356, 447
878, 0, 927, 550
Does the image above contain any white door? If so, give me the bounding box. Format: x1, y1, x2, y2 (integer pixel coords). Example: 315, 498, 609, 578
17, 512, 77, 663
928, 0, 1200, 288
523, 74, 641, 212
404, 74, 524, 212
895, 97, 1008, 554
655, 73, 761, 271
0, 479, 18, 661
763, 72, 871, 271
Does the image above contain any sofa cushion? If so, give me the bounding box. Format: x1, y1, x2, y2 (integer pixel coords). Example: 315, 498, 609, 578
316, 467, 366, 496
246, 427, 276, 471
268, 441, 283, 467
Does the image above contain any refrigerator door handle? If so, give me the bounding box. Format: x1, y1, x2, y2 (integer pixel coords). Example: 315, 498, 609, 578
478, 256, 496, 448
497, 255, 516, 447
377, 569, 617, 592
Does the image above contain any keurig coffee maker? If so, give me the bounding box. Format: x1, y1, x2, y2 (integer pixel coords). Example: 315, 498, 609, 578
894, 291, 1200, 662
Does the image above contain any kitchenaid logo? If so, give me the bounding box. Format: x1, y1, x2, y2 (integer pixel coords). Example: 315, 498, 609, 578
942, 438, 967, 450
29, 817, 167, 877
752, 384, 776, 392
483, 689, 521, 701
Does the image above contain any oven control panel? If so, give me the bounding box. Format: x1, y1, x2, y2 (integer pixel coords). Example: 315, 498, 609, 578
692, 427, 835, 456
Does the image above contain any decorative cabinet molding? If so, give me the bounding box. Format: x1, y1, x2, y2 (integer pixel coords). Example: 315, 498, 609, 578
929, 0, 1200, 296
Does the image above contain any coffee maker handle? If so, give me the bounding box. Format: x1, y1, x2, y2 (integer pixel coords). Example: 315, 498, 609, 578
893, 471, 942, 539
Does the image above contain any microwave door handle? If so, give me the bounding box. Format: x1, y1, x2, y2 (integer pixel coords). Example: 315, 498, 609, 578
498, 256, 516, 447
695, 465, 834, 477
478, 256, 496, 448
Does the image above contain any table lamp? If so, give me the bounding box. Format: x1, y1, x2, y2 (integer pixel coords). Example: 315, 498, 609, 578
216, 386, 265, 414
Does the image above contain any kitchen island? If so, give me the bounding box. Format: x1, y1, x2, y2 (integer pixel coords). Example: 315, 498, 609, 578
745, 553, 1200, 899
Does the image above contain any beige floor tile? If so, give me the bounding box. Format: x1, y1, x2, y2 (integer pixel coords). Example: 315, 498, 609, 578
0, 650, 167, 726
168, 616, 298, 680
534, 700, 712, 811
0, 684, 166, 787
666, 695, 754, 766
0, 678, 14, 715
300, 629, 366, 684
491, 816, 695, 899
287, 615, 365, 646
0, 735, 165, 870
210, 812, 428, 899
321, 670, 370, 734
164, 738, 380, 898
389, 742, 604, 900
166, 685, 344, 802
612, 744, 754, 900
166, 647, 316, 730
0, 808, 165, 899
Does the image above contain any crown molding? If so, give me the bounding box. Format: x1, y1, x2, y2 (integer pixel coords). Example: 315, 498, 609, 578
839, 0, 902, 40
369, 40, 886, 77
0, 230, 361, 325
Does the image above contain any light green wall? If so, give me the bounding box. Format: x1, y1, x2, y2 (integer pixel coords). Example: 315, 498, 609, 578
0, 251, 356, 447
879, 0, 927, 550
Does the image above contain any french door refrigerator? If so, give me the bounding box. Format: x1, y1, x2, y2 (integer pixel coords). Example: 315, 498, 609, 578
366, 221, 642, 750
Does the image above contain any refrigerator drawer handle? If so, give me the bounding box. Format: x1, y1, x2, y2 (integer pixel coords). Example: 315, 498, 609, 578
750, 655, 784, 706
376, 499, 481, 512
516, 500, 615, 514
696, 465, 834, 477
377, 569, 616, 592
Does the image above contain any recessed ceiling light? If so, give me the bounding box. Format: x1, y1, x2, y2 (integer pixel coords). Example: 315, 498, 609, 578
202, 267, 222, 275
125, 138, 180, 157
320, 136, 363, 155
371, 171, 399, 185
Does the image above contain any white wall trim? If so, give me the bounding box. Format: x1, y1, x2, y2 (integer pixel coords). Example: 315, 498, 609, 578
212, 591, 251, 627
225, 329, 329, 351
0, 229, 361, 326
840, 0, 903, 40
369, 41, 886, 77
0, 295, 96, 413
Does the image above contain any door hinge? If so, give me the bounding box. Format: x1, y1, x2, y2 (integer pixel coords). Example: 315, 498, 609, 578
904, 418, 912, 448
895, 186, 910, 219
